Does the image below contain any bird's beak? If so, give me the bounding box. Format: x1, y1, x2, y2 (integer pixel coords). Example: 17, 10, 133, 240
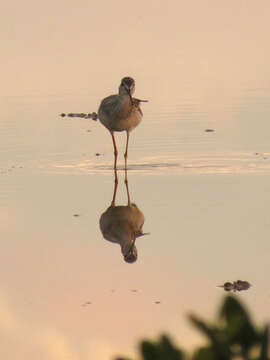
125, 85, 133, 104
137, 232, 150, 238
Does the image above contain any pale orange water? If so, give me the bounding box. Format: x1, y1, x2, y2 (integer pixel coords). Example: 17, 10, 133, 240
1, 1, 270, 359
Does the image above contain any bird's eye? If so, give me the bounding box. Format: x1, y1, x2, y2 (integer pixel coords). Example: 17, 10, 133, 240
121, 77, 134, 88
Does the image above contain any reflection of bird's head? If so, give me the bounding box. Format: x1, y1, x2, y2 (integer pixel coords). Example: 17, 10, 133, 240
119, 77, 135, 97
124, 245, 137, 263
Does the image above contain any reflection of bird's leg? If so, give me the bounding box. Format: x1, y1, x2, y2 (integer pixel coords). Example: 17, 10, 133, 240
124, 131, 130, 170
113, 160, 118, 186
110, 131, 118, 170
111, 169, 118, 206
124, 169, 131, 206
124, 163, 128, 184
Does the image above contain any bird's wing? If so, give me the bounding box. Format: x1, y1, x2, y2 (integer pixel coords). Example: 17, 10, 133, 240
99, 95, 120, 116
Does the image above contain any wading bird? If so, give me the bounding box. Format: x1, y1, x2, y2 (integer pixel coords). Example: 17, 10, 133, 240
98, 77, 147, 170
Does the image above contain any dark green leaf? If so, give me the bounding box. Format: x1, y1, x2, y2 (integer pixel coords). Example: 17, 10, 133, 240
220, 296, 258, 349
140, 340, 159, 360
258, 325, 270, 360
192, 346, 217, 360
188, 314, 230, 360
158, 335, 183, 360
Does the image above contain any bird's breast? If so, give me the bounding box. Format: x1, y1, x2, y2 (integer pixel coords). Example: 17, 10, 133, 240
98, 95, 143, 132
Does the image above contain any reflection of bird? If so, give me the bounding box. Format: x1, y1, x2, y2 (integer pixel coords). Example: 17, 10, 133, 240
98, 77, 147, 170
99, 169, 149, 263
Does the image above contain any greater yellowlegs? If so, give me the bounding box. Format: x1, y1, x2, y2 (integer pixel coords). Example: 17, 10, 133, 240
98, 77, 147, 170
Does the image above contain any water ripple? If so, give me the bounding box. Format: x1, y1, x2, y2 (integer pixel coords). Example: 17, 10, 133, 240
46, 152, 270, 175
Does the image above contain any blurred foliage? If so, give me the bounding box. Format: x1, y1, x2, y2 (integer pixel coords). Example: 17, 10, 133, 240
115, 295, 269, 360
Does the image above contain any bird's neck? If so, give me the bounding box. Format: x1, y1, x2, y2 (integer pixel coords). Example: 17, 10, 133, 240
118, 84, 135, 96
117, 94, 133, 113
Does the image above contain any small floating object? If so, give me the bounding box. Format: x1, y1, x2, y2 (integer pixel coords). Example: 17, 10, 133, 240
60, 113, 66, 117
95, 153, 101, 156
254, 152, 267, 159
81, 301, 92, 306
73, 214, 80, 217
205, 129, 215, 132
218, 280, 251, 292
154, 301, 161, 304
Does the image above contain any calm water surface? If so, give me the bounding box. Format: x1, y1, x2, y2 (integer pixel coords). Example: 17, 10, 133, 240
1, 1, 270, 359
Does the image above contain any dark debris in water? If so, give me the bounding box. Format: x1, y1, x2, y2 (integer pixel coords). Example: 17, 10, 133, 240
73, 214, 80, 217
254, 152, 268, 159
81, 301, 92, 306
1, 165, 24, 175
205, 129, 215, 132
60, 112, 98, 120
218, 280, 251, 292
154, 301, 161, 304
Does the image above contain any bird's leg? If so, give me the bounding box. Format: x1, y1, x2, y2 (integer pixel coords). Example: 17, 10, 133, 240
110, 131, 118, 170
124, 131, 130, 171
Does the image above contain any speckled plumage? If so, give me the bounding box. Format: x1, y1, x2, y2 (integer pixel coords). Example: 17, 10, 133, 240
98, 95, 143, 132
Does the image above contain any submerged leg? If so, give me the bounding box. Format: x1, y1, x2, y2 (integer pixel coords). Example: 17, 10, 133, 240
111, 169, 118, 206
124, 131, 130, 170
110, 131, 118, 170
124, 170, 131, 206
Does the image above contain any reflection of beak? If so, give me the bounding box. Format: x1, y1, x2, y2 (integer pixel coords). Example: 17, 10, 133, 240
125, 232, 150, 257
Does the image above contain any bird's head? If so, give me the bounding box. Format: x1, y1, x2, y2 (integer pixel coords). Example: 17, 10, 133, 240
119, 77, 135, 101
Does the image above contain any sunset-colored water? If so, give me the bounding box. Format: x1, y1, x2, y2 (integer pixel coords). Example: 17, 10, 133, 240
1, 1, 270, 359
